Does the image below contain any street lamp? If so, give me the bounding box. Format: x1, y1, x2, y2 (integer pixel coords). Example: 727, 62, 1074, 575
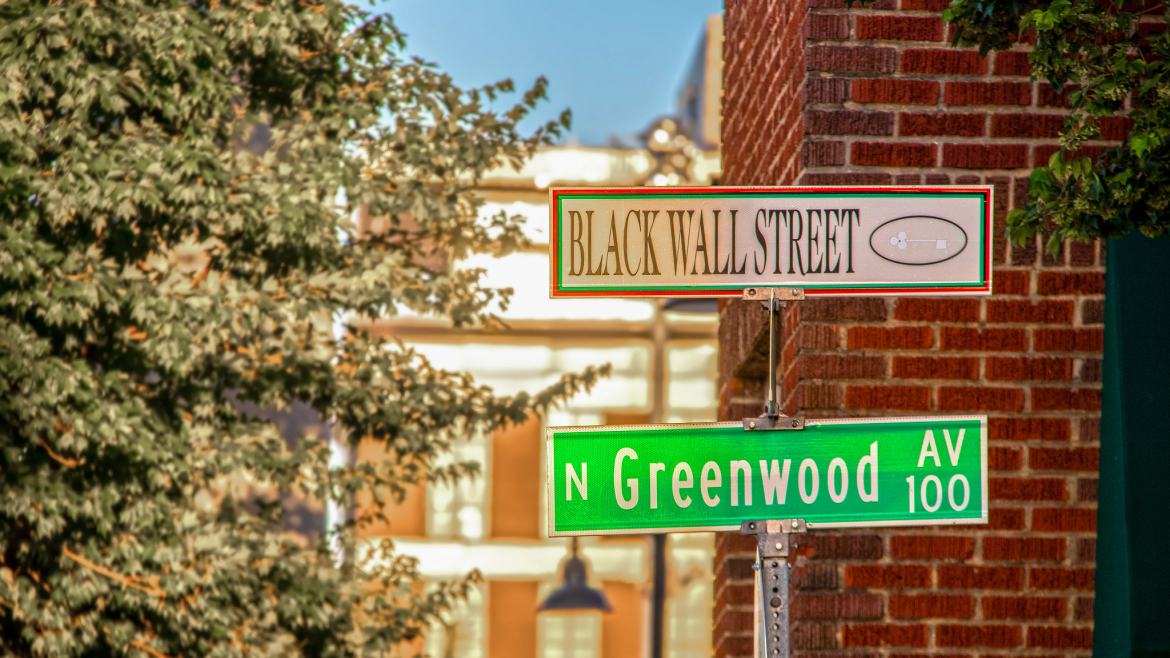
537, 537, 612, 613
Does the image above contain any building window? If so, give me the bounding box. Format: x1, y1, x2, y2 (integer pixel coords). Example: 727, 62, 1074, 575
667, 533, 714, 658
428, 432, 488, 540
425, 583, 486, 658
538, 613, 601, 658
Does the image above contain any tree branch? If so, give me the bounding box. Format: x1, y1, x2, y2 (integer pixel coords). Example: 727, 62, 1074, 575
62, 548, 164, 598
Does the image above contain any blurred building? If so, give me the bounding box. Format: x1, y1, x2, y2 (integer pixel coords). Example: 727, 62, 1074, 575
354, 15, 723, 658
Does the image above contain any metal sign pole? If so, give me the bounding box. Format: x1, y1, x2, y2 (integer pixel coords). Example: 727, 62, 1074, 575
742, 288, 805, 431
739, 291, 809, 658
741, 520, 807, 658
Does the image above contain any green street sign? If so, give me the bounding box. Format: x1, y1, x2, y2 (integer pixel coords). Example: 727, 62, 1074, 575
546, 416, 987, 536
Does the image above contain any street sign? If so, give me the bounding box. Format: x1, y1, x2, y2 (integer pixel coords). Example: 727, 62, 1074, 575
548, 186, 992, 297
546, 416, 987, 536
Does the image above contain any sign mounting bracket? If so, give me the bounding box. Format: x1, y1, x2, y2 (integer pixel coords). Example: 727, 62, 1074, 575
742, 288, 805, 431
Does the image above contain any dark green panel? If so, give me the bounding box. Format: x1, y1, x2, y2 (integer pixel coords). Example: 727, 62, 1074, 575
1096, 232, 1170, 658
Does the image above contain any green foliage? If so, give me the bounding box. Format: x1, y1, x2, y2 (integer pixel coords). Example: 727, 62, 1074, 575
944, 0, 1170, 252
0, 1, 600, 657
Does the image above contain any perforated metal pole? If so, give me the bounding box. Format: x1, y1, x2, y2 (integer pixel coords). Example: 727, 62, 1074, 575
741, 520, 807, 658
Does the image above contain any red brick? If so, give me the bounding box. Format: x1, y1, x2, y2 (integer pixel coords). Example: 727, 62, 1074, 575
843, 624, 928, 648
1027, 626, 1094, 649
894, 298, 980, 322
807, 110, 895, 135
846, 385, 931, 410
799, 324, 840, 350
809, 78, 848, 104
1078, 478, 1099, 501
901, 0, 950, 8
809, 13, 849, 39
891, 536, 975, 560
1032, 508, 1097, 532
1012, 235, 1039, 266
792, 593, 883, 619
793, 563, 838, 590
989, 478, 1068, 501
988, 507, 1026, 530
936, 624, 1023, 648
992, 270, 1030, 295
1030, 567, 1096, 592
801, 172, 893, 185
1099, 116, 1134, 140
1029, 446, 1099, 471
800, 298, 888, 321
983, 537, 1067, 561
849, 326, 932, 349
1032, 143, 1111, 168
791, 622, 837, 650
809, 0, 897, 6
1037, 271, 1106, 295
900, 112, 985, 136
986, 357, 1071, 381
801, 354, 885, 379
1076, 297, 1104, 323
902, 49, 988, 74
857, 15, 943, 41
982, 596, 1067, 620
1070, 240, 1097, 266
1033, 328, 1104, 352
802, 141, 847, 166
994, 50, 1032, 76
852, 142, 937, 167
938, 386, 1024, 412
1075, 597, 1094, 621
1080, 417, 1100, 442
845, 565, 932, 589
893, 356, 978, 380
1080, 358, 1102, 382
808, 46, 899, 73
1038, 83, 1080, 108
938, 565, 1023, 590
945, 81, 1032, 106
1031, 387, 1102, 411
991, 114, 1066, 138
852, 79, 938, 105
890, 594, 974, 619
943, 144, 1029, 169
986, 300, 1073, 324
940, 327, 1026, 351
989, 446, 1022, 470
988, 417, 1070, 441
801, 534, 884, 560
794, 382, 843, 409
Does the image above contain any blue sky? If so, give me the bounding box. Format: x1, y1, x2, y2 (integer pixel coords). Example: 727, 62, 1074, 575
373, 0, 723, 145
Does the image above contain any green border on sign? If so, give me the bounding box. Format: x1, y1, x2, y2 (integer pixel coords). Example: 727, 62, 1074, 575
552, 189, 990, 294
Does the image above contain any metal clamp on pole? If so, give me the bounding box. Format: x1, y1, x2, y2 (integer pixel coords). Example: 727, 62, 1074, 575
742, 288, 805, 431
741, 519, 808, 658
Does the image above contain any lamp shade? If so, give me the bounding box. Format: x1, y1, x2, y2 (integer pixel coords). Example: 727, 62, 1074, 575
538, 539, 612, 613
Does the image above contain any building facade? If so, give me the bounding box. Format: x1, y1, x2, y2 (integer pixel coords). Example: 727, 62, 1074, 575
716, 1, 1106, 656
354, 16, 727, 658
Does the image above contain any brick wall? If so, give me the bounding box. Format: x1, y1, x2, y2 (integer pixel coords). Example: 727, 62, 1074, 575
714, 0, 1107, 656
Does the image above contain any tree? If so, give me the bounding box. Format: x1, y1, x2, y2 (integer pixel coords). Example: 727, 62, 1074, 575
945, 0, 1170, 252
0, 1, 603, 657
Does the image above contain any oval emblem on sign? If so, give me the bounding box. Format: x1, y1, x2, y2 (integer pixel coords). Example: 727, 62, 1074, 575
869, 216, 968, 266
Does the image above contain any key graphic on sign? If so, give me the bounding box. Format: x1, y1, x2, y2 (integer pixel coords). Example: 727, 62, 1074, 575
889, 231, 949, 251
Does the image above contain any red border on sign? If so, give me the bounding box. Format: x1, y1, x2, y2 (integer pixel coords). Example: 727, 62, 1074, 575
548, 186, 993, 298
